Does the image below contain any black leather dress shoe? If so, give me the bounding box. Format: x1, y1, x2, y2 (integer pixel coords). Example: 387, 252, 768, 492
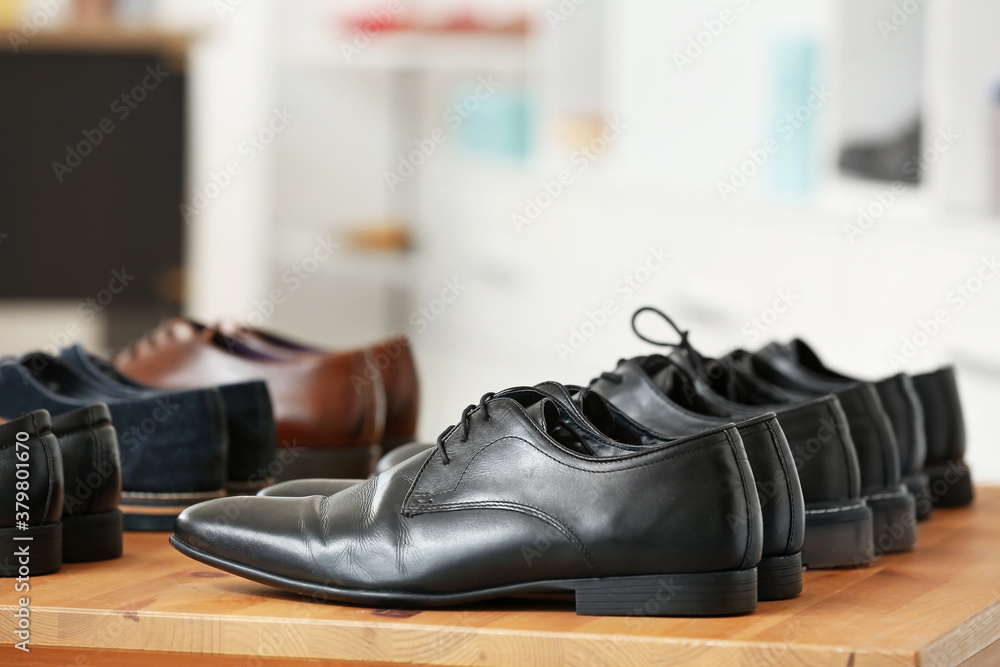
50, 404, 123, 562
258, 441, 433, 498
1, 411, 63, 576
752, 340, 930, 520
173, 386, 763, 616
749, 342, 917, 554
624, 308, 874, 569
578, 372, 803, 599
255, 380, 804, 602
592, 352, 870, 570
912, 366, 973, 507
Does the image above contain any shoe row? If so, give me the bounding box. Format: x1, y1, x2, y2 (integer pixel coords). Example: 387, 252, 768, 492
170, 307, 972, 617
0, 322, 420, 531
113, 318, 421, 474
1, 406, 123, 576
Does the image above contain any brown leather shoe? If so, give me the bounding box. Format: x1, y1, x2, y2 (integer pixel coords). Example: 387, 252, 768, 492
113, 319, 386, 480
218, 324, 419, 453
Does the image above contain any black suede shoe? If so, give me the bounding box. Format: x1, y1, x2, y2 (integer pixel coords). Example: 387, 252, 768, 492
912, 366, 973, 507
749, 342, 917, 554
0, 411, 63, 577
173, 386, 763, 617
0, 354, 227, 531
59, 345, 275, 495
50, 404, 122, 562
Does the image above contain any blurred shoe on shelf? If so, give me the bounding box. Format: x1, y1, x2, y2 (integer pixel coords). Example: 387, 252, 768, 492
114, 319, 386, 481
60, 344, 276, 495
0, 410, 63, 576
173, 385, 763, 616
0, 354, 227, 531
911, 366, 973, 507
50, 404, 123, 562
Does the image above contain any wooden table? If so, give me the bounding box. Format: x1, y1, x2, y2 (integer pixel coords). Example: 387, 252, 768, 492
3, 488, 1000, 666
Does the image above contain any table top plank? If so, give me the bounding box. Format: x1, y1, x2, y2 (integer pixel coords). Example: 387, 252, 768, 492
3, 488, 1000, 666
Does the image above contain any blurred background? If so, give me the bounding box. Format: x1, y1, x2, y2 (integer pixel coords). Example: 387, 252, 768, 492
1, 0, 998, 480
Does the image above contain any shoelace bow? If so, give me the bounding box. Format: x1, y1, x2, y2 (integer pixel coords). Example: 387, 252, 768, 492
631, 306, 750, 399
435, 391, 496, 465
588, 307, 707, 387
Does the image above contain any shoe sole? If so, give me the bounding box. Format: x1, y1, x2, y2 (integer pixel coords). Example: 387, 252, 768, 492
0, 522, 62, 576
758, 552, 802, 601
866, 486, 917, 556
63, 510, 123, 562
803, 501, 875, 568
926, 462, 974, 507
169, 535, 758, 617
121, 490, 225, 532
903, 471, 933, 521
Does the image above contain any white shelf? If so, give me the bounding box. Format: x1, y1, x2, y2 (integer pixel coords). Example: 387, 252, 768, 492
286, 30, 533, 73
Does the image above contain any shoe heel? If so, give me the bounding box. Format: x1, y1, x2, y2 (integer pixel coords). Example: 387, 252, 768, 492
904, 472, 933, 521
573, 569, 757, 617
804, 502, 875, 568
928, 462, 974, 507
867, 488, 917, 556
63, 510, 123, 562
0, 523, 62, 576
758, 553, 802, 601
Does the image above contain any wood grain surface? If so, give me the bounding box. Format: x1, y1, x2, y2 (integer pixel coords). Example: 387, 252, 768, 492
2, 488, 1000, 666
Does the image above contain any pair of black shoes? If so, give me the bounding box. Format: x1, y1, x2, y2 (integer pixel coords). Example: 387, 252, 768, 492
169, 308, 971, 617
1, 405, 123, 576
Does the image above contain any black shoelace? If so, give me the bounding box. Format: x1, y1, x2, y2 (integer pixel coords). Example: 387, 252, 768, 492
435, 391, 496, 465
588, 307, 707, 387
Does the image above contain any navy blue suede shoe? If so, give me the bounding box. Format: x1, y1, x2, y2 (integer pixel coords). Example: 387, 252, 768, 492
59, 345, 276, 495
0, 354, 228, 531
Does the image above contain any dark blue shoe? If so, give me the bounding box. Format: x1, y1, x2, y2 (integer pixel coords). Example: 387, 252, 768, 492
59, 344, 276, 495
0, 353, 228, 531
